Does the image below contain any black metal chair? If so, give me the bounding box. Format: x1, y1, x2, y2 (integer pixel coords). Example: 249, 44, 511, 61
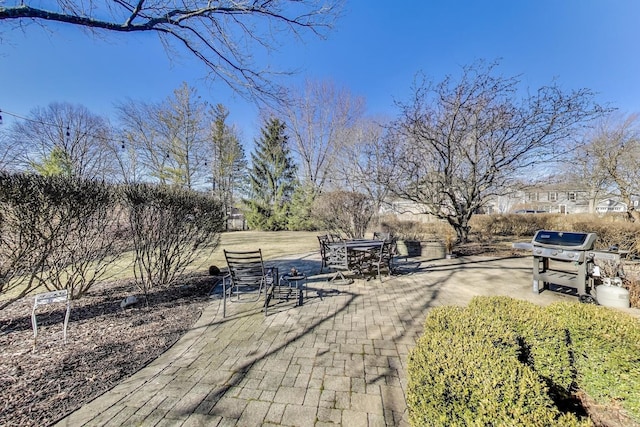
373, 231, 391, 241
374, 240, 396, 280
222, 249, 277, 317
317, 235, 331, 273
325, 241, 354, 284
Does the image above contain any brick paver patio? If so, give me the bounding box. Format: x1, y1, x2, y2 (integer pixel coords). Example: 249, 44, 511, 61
56, 254, 580, 426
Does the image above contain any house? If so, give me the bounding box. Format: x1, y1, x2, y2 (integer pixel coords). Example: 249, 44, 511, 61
486, 185, 639, 215
595, 199, 628, 214
483, 186, 593, 214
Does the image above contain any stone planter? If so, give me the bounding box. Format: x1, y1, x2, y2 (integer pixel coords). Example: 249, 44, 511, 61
422, 241, 446, 260
396, 240, 421, 257
396, 240, 446, 260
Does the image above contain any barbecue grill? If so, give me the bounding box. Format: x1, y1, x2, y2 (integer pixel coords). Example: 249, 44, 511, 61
513, 230, 622, 300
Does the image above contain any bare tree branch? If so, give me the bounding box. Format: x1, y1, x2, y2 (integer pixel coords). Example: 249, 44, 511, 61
0, 1, 341, 101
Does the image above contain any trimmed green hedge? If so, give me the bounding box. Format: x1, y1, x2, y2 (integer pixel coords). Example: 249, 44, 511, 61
408, 296, 640, 426
546, 302, 640, 420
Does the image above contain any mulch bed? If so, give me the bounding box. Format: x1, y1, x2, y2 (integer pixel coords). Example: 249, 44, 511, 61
0, 273, 216, 427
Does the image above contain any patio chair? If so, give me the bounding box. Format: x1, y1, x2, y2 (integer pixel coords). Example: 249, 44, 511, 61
222, 249, 277, 317
372, 231, 391, 241
325, 240, 354, 284
317, 234, 331, 273
373, 240, 396, 281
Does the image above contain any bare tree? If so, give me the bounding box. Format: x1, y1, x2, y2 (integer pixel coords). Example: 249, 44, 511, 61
0, 0, 341, 101
158, 82, 210, 189
579, 113, 640, 221
116, 82, 210, 188
0, 128, 21, 172
556, 145, 610, 214
209, 103, 247, 216
391, 60, 606, 243
7, 102, 116, 180
333, 117, 396, 220
116, 99, 164, 183
284, 79, 365, 192
312, 190, 375, 239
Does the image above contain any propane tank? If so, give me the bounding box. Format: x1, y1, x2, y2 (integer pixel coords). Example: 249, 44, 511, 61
596, 282, 630, 308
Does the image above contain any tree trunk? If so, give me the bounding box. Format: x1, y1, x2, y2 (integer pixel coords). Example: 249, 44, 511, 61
449, 218, 471, 244
627, 207, 640, 223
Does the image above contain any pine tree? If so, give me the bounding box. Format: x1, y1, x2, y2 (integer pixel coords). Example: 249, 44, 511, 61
245, 117, 297, 230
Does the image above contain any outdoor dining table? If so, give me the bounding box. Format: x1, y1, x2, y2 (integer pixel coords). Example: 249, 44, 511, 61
326, 239, 385, 277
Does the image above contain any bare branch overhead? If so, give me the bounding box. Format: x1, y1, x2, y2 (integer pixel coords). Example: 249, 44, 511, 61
0, 0, 342, 101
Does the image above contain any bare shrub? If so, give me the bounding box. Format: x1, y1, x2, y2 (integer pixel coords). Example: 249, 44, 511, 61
379, 216, 436, 241
470, 214, 557, 239
37, 178, 124, 299
312, 190, 375, 239
121, 184, 224, 299
623, 271, 640, 308
0, 173, 49, 307
563, 216, 640, 255
378, 216, 458, 250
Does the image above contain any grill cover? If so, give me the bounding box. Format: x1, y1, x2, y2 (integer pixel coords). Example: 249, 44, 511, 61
532, 230, 597, 250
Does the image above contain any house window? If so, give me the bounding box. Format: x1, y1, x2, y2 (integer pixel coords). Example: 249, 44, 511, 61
526, 192, 538, 202
568, 192, 577, 201
548, 192, 558, 202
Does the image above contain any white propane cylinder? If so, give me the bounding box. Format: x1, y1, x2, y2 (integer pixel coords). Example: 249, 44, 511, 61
596, 285, 630, 308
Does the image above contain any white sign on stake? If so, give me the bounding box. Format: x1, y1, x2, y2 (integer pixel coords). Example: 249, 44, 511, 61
32, 289, 71, 347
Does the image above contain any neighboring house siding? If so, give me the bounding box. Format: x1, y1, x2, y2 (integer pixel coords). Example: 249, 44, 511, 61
595, 199, 627, 213
483, 188, 596, 214
485, 189, 640, 215
499, 189, 592, 214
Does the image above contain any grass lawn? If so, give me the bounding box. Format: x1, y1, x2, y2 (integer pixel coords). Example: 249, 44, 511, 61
0, 230, 323, 302
172, 229, 322, 274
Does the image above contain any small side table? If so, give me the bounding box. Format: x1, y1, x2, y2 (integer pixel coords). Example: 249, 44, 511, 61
280, 274, 307, 306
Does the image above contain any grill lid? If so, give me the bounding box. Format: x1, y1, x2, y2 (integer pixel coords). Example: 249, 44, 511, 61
532, 230, 597, 250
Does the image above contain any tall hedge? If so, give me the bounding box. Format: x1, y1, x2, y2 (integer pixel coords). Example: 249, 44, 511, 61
120, 183, 225, 298
0, 172, 122, 305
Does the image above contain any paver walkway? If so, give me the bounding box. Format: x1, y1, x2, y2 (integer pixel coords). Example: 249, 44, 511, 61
55, 254, 586, 426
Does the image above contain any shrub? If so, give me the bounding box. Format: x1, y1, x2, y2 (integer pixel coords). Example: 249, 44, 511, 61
378, 216, 451, 241
121, 184, 225, 299
562, 217, 640, 254
470, 213, 640, 257
0, 173, 123, 305
408, 301, 585, 426
470, 213, 557, 239
408, 296, 640, 426
312, 190, 375, 239
546, 302, 640, 420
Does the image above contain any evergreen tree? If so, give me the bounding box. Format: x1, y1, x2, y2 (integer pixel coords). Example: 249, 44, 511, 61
287, 181, 320, 230
31, 146, 74, 177
245, 117, 297, 230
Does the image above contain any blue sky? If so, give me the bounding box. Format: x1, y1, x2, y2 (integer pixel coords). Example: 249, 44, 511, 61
1, 0, 639, 147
